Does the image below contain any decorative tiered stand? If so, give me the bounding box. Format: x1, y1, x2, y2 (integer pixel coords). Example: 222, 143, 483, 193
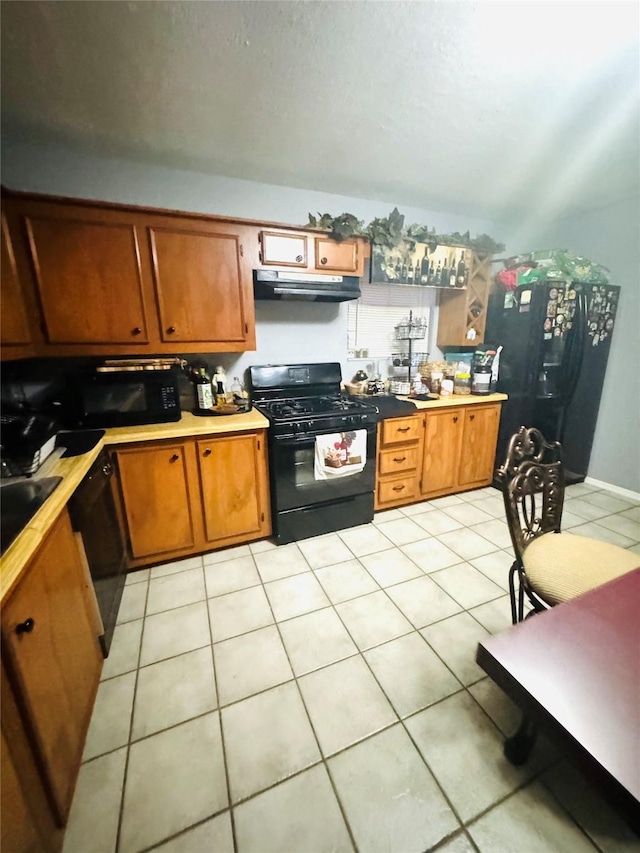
393, 311, 427, 383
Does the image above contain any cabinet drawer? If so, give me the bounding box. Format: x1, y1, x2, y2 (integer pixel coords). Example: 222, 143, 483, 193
379, 445, 420, 475
378, 474, 420, 505
381, 416, 422, 445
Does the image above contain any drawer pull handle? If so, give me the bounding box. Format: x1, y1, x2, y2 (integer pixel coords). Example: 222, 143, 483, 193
170, 454, 179, 462
203, 448, 212, 456
470, 414, 475, 421
320, 257, 327, 265
392, 485, 405, 492
397, 426, 411, 433
295, 254, 303, 263
453, 416, 459, 423
15, 618, 35, 635
393, 457, 407, 463
131, 326, 142, 336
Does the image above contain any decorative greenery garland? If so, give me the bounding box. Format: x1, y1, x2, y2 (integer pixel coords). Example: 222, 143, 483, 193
307, 207, 505, 255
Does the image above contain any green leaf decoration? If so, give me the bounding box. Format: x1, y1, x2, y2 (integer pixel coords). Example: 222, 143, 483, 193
304, 208, 504, 254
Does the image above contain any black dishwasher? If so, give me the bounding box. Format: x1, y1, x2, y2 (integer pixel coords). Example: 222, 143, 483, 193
68, 450, 127, 657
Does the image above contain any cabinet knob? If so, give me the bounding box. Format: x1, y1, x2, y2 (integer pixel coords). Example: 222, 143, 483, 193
15, 618, 35, 635
167, 326, 176, 334
295, 255, 303, 263
132, 327, 142, 336
320, 257, 328, 265
470, 414, 475, 421
203, 448, 211, 456
170, 454, 179, 462
453, 416, 459, 423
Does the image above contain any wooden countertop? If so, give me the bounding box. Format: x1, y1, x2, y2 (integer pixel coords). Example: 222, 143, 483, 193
398, 392, 507, 410
0, 409, 269, 603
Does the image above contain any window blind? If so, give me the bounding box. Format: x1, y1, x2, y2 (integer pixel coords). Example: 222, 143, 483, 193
347, 284, 431, 358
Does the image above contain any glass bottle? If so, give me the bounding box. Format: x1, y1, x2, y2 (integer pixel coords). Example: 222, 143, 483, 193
194, 365, 213, 410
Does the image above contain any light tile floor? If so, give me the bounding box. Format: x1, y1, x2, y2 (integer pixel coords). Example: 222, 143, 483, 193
64, 483, 640, 853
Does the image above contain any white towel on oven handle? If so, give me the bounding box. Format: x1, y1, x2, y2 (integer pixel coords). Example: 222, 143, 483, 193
314, 430, 367, 480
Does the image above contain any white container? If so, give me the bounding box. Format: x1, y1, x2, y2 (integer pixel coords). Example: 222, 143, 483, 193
440, 379, 454, 396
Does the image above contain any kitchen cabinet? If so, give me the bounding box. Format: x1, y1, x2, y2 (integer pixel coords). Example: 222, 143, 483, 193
112, 429, 271, 568
197, 433, 270, 547
457, 404, 501, 489
114, 441, 197, 560
2, 191, 256, 356
1, 509, 103, 826
437, 251, 493, 347
258, 229, 366, 276
375, 415, 424, 511
374, 401, 503, 509
1, 211, 35, 360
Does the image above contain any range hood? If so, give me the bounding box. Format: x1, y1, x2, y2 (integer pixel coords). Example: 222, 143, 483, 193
253, 269, 361, 302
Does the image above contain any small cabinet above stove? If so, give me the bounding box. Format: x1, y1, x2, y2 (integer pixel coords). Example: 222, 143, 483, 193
258, 229, 367, 277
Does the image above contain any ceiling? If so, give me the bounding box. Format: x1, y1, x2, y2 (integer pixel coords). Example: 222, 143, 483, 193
2, 1, 639, 220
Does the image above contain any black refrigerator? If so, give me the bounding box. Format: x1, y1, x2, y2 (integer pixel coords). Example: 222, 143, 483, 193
485, 280, 619, 484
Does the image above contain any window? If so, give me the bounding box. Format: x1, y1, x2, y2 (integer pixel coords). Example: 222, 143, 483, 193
347, 284, 431, 359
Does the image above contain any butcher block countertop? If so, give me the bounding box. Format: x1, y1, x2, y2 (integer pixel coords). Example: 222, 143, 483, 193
400, 392, 508, 410
0, 409, 269, 603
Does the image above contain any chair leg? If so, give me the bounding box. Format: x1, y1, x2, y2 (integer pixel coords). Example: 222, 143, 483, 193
504, 713, 538, 765
508, 562, 519, 625
517, 577, 525, 623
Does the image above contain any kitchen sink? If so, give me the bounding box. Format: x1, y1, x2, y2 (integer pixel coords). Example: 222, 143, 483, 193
0, 476, 63, 556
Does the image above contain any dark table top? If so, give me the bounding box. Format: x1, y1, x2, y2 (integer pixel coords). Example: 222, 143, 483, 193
477, 568, 640, 824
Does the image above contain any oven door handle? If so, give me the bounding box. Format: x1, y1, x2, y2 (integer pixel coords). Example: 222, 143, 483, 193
273, 427, 375, 445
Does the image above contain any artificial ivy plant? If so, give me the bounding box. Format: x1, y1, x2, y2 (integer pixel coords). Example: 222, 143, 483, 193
307, 207, 505, 255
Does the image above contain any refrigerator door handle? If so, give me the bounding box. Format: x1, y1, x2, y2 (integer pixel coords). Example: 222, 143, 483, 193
562, 292, 587, 404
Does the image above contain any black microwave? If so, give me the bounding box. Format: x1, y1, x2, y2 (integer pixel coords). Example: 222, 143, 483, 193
67, 364, 182, 428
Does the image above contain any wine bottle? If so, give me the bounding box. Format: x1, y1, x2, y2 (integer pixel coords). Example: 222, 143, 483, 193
407, 260, 415, 285
394, 259, 402, 282
457, 251, 466, 287
434, 260, 442, 285
420, 247, 430, 285
449, 253, 457, 287
440, 256, 449, 287
401, 260, 409, 283
427, 260, 435, 285
194, 365, 213, 410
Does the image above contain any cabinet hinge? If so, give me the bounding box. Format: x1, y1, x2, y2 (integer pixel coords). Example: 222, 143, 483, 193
244, 322, 248, 334
239, 244, 244, 258
258, 250, 263, 263
261, 512, 265, 522
257, 439, 261, 450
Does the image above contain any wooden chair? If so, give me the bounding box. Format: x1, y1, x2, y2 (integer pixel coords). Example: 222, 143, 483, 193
496, 426, 638, 624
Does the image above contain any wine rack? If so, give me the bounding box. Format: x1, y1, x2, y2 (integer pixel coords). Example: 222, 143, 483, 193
436, 252, 493, 347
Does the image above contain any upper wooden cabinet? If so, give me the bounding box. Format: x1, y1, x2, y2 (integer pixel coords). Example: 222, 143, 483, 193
149, 223, 248, 345
2, 192, 257, 357
258, 229, 366, 276
24, 206, 150, 346
437, 252, 493, 347
1, 211, 35, 360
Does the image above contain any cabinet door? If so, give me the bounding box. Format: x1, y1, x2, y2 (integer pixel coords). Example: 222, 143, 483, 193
116, 443, 196, 559
422, 409, 464, 497
314, 237, 359, 273
259, 231, 307, 267
149, 225, 247, 344
1, 212, 32, 348
24, 209, 149, 345
1, 511, 102, 823
457, 404, 501, 489
197, 433, 269, 546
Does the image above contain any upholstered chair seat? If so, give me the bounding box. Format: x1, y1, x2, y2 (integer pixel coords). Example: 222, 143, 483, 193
524, 532, 638, 606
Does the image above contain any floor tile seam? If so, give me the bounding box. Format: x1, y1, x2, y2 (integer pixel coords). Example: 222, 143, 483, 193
427, 562, 507, 607
202, 561, 239, 853
114, 572, 150, 853
310, 557, 387, 602
138, 807, 232, 853
250, 580, 362, 852
205, 578, 264, 600
431, 532, 503, 564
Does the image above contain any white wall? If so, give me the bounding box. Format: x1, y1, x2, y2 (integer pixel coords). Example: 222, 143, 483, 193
1, 140, 504, 382
501, 196, 640, 492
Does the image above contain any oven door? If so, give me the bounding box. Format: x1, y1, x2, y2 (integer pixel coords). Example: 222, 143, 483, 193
270, 423, 376, 513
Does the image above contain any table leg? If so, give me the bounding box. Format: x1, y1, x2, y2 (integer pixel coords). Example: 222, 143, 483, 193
504, 713, 538, 765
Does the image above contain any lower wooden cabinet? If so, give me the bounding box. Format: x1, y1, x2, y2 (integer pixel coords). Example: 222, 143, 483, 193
375, 403, 502, 509
1, 508, 103, 847
112, 430, 271, 567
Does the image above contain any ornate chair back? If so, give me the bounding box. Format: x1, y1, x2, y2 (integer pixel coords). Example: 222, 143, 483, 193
496, 427, 565, 564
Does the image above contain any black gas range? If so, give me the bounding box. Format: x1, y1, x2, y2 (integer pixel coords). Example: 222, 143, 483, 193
249, 363, 379, 544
